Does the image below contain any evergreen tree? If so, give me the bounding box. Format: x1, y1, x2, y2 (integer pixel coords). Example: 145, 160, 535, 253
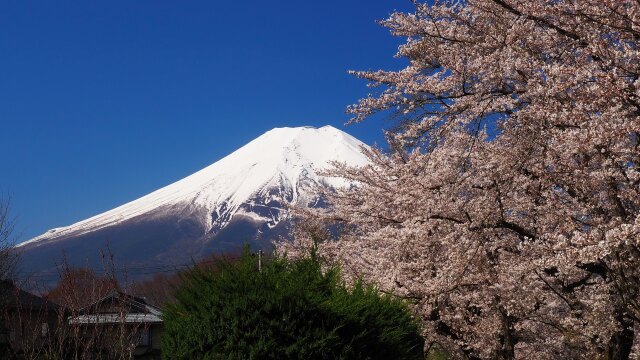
161, 248, 424, 359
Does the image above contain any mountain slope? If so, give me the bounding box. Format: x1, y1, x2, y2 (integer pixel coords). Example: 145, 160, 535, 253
17, 126, 369, 279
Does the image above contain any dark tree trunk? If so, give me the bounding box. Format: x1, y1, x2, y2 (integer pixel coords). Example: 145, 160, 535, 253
497, 305, 517, 360
608, 314, 634, 360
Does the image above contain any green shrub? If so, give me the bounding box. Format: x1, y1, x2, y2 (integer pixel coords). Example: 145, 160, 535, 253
161, 248, 424, 359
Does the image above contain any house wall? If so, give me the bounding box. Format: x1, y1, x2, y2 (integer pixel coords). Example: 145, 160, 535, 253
73, 322, 163, 359
1, 309, 58, 354
150, 323, 162, 350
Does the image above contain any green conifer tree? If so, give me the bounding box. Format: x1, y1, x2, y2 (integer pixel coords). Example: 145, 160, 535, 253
162, 247, 424, 359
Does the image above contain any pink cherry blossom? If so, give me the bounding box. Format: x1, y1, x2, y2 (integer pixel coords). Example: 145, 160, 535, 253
282, 1, 640, 358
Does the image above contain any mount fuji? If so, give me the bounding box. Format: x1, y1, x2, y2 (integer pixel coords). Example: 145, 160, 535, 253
17, 126, 369, 280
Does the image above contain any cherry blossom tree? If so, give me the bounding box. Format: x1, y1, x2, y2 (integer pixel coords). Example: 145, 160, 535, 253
291, 1, 640, 359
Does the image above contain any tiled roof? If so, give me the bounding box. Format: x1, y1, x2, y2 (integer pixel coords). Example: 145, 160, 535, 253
68, 313, 162, 324
68, 289, 162, 325
0, 279, 58, 312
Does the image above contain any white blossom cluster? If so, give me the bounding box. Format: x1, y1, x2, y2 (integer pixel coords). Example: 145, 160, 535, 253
281, 1, 640, 359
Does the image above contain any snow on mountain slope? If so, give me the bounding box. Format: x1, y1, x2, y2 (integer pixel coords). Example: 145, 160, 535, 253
19, 125, 369, 249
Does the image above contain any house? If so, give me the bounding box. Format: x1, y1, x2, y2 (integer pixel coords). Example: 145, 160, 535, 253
0, 279, 59, 357
68, 289, 163, 359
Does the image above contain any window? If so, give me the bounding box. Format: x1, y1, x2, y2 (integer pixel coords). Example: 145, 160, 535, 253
135, 328, 150, 346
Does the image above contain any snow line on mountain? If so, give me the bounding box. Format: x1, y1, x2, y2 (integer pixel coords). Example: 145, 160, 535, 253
18, 125, 369, 248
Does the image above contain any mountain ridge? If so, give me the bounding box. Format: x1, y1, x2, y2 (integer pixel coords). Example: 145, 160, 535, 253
17, 125, 368, 278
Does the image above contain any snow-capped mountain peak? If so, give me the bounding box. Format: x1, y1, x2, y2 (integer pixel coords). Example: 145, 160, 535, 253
19, 125, 369, 249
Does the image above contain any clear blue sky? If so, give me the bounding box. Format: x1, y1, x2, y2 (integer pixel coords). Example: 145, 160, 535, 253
0, 0, 414, 242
